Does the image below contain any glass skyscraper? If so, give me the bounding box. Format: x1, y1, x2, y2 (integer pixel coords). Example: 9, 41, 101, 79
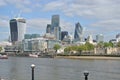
51, 15, 60, 32
51, 15, 61, 40
54, 27, 61, 40
10, 18, 26, 44
46, 24, 51, 33
74, 22, 83, 42
96, 34, 104, 43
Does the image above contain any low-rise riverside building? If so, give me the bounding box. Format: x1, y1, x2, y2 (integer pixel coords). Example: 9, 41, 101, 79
22, 37, 61, 52
23, 38, 47, 52
94, 47, 119, 55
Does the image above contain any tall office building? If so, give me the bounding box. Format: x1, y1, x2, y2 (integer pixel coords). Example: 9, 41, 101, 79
51, 15, 61, 40
96, 34, 104, 43
74, 22, 83, 42
54, 27, 61, 40
10, 18, 26, 44
61, 31, 68, 40
46, 24, 51, 33
51, 15, 60, 32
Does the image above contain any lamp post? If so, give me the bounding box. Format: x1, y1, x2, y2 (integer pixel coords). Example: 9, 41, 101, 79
31, 64, 35, 80
84, 71, 89, 80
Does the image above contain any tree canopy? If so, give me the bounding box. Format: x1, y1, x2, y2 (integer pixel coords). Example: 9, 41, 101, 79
64, 42, 94, 53
53, 44, 61, 52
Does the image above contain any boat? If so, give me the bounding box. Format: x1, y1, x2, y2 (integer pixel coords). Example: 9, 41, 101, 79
0, 54, 8, 59
29, 53, 39, 58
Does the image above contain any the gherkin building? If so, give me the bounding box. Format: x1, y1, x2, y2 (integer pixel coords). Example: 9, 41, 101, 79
74, 22, 83, 42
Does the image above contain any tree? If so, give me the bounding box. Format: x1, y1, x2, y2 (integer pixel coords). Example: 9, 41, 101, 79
85, 42, 94, 51
117, 41, 120, 47
77, 45, 87, 53
96, 41, 104, 48
0, 46, 2, 52
104, 42, 113, 48
53, 44, 61, 53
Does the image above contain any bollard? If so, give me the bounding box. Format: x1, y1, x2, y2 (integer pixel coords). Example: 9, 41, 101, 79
84, 71, 89, 80
31, 64, 35, 80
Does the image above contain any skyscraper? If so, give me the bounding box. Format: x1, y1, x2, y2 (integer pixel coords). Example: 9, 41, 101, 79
74, 22, 83, 42
54, 27, 61, 40
96, 34, 104, 43
51, 15, 59, 32
10, 18, 26, 44
116, 33, 120, 42
51, 15, 61, 40
46, 24, 51, 33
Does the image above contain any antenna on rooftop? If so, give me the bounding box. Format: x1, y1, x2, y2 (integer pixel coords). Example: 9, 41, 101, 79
11, 11, 16, 18
18, 10, 22, 18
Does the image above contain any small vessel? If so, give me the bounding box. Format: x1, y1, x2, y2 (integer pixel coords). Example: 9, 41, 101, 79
29, 53, 39, 58
0, 54, 8, 59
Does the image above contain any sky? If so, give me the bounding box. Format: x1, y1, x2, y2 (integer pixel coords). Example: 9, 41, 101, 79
0, 0, 120, 42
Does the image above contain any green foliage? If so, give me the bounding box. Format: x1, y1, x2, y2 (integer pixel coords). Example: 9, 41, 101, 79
103, 42, 113, 47
53, 44, 61, 51
97, 42, 113, 48
64, 42, 94, 53
96, 41, 104, 48
117, 41, 120, 47
77, 45, 87, 53
64, 47, 71, 52
85, 42, 94, 50
0, 46, 2, 52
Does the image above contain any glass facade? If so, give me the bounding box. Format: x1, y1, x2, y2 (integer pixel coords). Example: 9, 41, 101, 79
24, 34, 40, 39
10, 18, 26, 44
74, 22, 83, 42
46, 24, 51, 33
51, 15, 60, 32
54, 27, 61, 40
24, 34, 32, 39
10, 19, 18, 42
50, 15, 61, 40
61, 31, 68, 40
96, 34, 104, 43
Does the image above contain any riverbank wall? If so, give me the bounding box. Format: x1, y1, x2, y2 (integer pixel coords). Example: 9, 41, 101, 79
55, 55, 120, 60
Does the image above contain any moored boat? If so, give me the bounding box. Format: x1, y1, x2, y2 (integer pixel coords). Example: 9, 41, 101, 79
0, 54, 8, 59
29, 54, 39, 58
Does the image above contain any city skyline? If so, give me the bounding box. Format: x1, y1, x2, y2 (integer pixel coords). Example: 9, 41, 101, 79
0, 0, 120, 42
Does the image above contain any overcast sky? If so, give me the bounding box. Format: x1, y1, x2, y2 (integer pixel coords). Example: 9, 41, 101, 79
0, 0, 120, 42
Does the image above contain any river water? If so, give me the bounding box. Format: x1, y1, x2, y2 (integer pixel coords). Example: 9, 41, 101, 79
0, 57, 120, 80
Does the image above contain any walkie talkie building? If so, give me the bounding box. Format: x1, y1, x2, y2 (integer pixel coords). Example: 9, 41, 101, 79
10, 18, 26, 44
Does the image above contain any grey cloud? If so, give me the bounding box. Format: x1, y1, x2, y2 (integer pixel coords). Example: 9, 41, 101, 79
27, 18, 50, 34
43, 1, 65, 11
0, 0, 32, 13
91, 19, 120, 30
0, 0, 6, 6
0, 16, 9, 27
42, 0, 120, 20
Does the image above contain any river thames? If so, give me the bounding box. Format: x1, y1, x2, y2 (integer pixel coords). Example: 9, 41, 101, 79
0, 57, 120, 80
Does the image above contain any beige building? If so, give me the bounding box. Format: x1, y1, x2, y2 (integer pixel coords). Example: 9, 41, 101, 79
94, 47, 118, 55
